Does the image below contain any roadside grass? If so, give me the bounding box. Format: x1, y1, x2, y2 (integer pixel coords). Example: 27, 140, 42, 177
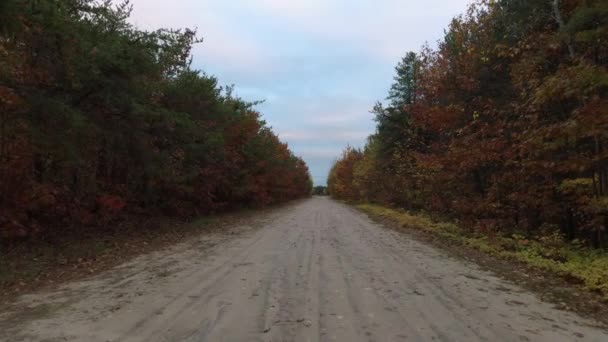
357, 203, 608, 298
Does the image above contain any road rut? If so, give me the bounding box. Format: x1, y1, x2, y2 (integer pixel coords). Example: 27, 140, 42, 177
1, 197, 606, 341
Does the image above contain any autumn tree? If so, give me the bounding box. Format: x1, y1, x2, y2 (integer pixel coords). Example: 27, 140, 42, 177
0, 0, 312, 240
330, 0, 608, 247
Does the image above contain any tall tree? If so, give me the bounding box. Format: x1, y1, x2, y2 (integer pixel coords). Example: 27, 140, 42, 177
330, 0, 608, 247
387, 52, 421, 108
0, 0, 312, 240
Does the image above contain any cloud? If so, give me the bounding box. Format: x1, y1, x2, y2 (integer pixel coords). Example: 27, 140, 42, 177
265, 94, 377, 125
243, 0, 472, 63
280, 129, 369, 143
252, 0, 328, 16
297, 147, 344, 159
127, 0, 273, 77
308, 110, 372, 125
234, 87, 280, 103
125, 0, 472, 185
193, 31, 270, 76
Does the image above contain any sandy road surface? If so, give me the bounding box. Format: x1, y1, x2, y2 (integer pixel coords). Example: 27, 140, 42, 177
1, 197, 607, 341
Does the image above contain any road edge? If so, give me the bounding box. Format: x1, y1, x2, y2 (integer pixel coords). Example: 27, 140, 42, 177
0, 200, 306, 306
351, 202, 608, 328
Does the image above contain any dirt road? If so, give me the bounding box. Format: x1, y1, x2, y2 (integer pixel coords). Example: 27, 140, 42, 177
1, 197, 606, 341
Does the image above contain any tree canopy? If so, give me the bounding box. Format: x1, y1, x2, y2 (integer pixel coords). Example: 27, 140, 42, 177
329, 0, 608, 247
0, 0, 312, 239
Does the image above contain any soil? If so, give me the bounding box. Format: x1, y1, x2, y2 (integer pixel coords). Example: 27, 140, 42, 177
0, 197, 606, 341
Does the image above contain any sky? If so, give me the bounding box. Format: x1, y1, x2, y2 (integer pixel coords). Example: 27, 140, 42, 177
126, 0, 472, 185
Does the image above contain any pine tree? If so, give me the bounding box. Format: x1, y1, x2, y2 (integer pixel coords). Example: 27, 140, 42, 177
387, 52, 421, 109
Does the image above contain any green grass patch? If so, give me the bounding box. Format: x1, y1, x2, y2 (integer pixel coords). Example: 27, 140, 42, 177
357, 203, 608, 297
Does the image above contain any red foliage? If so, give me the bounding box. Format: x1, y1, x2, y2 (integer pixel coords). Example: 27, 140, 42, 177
0, 0, 313, 241
330, 0, 608, 246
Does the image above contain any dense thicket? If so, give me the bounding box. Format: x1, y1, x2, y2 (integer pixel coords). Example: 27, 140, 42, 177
0, 0, 312, 240
329, 0, 608, 247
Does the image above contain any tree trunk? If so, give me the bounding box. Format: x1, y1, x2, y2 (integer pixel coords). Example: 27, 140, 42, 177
552, 0, 576, 60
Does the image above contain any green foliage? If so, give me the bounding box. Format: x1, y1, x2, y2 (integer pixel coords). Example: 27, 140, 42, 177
387, 52, 421, 108
0, 0, 312, 239
359, 204, 608, 297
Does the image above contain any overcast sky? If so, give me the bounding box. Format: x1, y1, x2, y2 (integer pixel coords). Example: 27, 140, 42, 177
127, 0, 471, 185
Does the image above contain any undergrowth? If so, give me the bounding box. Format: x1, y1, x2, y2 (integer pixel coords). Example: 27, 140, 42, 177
358, 204, 608, 297
0, 215, 220, 297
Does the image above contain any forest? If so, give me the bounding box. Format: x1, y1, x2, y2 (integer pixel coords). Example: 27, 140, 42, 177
329, 0, 608, 247
0, 0, 313, 242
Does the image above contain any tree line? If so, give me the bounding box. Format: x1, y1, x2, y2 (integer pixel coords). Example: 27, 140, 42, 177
0, 0, 312, 240
329, 0, 608, 247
